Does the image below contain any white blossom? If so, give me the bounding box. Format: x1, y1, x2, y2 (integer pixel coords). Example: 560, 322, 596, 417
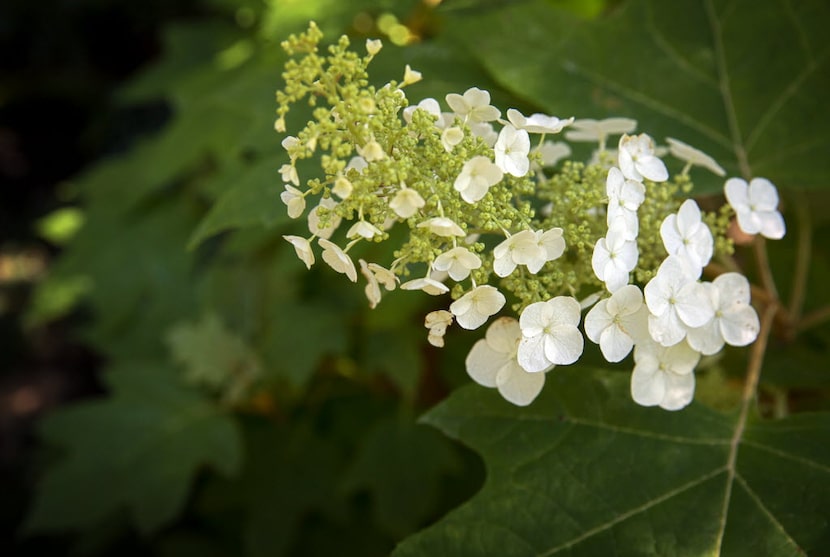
660, 199, 714, 278
468, 121, 498, 147
280, 185, 306, 219
687, 273, 760, 355
283, 235, 314, 269
441, 126, 465, 152
605, 166, 645, 238
644, 256, 714, 346
466, 317, 549, 406
400, 277, 449, 296
417, 217, 465, 237
365, 38, 383, 56
454, 156, 503, 203
618, 133, 669, 182
389, 186, 425, 219
493, 228, 565, 277
505, 108, 574, 134
347, 220, 383, 240
281, 135, 301, 157
534, 141, 571, 168
307, 198, 341, 240
584, 285, 648, 362
358, 140, 385, 161
724, 177, 786, 239
332, 176, 353, 199
425, 310, 453, 347
666, 137, 726, 176
402, 64, 422, 85
345, 155, 368, 173
592, 220, 638, 292
402, 98, 441, 124
359, 259, 382, 309
280, 163, 299, 186
449, 285, 506, 330
517, 296, 584, 372
445, 87, 501, 123
433, 247, 482, 281
318, 239, 357, 282
494, 124, 531, 177
631, 339, 700, 411
564, 118, 637, 144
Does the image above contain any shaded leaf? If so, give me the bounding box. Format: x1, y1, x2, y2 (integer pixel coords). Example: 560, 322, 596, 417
25, 363, 242, 535
447, 0, 830, 192
343, 416, 462, 537
394, 368, 830, 556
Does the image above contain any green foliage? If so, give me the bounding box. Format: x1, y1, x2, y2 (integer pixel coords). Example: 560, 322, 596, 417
25, 363, 243, 535
446, 0, 830, 193
395, 369, 830, 556
21, 0, 830, 555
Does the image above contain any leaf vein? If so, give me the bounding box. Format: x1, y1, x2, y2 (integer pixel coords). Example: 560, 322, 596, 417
536, 466, 727, 556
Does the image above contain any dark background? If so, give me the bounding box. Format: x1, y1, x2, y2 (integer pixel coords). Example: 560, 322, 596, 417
1, 1, 212, 553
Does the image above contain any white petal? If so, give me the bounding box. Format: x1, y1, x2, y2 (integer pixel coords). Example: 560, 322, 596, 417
543, 326, 584, 365
720, 304, 760, 346
648, 309, 687, 347
636, 155, 669, 182
758, 211, 786, 240
517, 335, 551, 373
599, 325, 634, 362
584, 300, 612, 344
748, 178, 779, 211
485, 317, 522, 354
686, 319, 724, 355
496, 362, 546, 406
465, 339, 508, 387
724, 178, 749, 210
631, 361, 665, 407
675, 282, 715, 328
659, 372, 695, 411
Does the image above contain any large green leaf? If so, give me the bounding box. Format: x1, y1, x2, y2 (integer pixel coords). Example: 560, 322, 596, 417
394, 368, 830, 556
446, 0, 830, 192
25, 363, 242, 535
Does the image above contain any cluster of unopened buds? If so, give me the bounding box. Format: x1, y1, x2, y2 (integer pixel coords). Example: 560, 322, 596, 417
277, 24, 786, 410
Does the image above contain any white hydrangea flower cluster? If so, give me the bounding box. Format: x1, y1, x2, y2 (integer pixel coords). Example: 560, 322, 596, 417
274, 25, 786, 410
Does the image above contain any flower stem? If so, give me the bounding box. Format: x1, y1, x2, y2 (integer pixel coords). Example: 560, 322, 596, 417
788, 191, 811, 323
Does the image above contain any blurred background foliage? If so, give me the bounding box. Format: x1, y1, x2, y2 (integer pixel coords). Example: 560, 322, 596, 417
1, 0, 828, 555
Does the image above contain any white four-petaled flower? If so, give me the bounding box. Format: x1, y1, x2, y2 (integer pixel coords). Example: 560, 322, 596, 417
724, 177, 786, 239
592, 220, 638, 292
666, 137, 725, 176
505, 108, 574, 135
417, 217, 466, 237
687, 272, 760, 355
618, 133, 669, 182
494, 124, 531, 177
606, 166, 645, 238
631, 339, 700, 411
644, 256, 714, 346
318, 239, 357, 282
517, 296, 584, 372
660, 199, 713, 278
449, 285, 506, 330
432, 247, 482, 281
584, 285, 648, 362
283, 235, 314, 269
445, 87, 501, 123
389, 186, 425, 219
454, 156, 503, 203
280, 185, 306, 218
466, 317, 549, 406
493, 228, 565, 277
